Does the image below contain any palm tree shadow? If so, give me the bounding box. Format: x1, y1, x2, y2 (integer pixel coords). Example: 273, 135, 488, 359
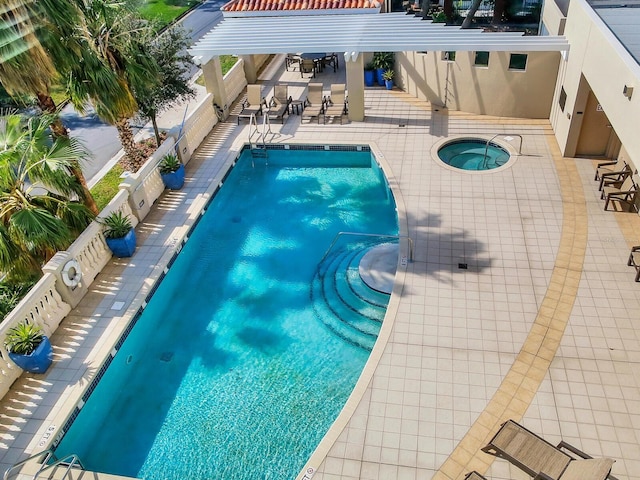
405, 212, 492, 285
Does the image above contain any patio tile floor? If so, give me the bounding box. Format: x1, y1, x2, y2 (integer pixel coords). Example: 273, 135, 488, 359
0, 55, 639, 480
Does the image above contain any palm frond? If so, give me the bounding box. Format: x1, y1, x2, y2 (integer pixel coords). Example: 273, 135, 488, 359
8, 207, 71, 257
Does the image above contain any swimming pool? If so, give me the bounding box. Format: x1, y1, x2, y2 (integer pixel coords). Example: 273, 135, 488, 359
54, 146, 398, 480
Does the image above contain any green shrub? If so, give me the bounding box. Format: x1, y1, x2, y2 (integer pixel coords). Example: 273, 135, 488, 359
5, 322, 43, 355
159, 153, 181, 174
0, 281, 36, 322
101, 212, 133, 239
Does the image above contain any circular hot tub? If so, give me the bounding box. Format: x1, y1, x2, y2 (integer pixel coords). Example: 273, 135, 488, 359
433, 137, 516, 172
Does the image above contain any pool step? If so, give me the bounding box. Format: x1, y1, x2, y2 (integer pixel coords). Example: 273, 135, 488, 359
311, 241, 390, 351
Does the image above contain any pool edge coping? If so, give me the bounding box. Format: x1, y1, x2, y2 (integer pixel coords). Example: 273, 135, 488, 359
295, 141, 410, 480
42, 139, 404, 480
430, 134, 520, 175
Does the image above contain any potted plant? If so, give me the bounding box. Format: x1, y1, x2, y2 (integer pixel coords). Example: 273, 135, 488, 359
372, 52, 394, 86
364, 61, 376, 87
383, 70, 394, 90
102, 211, 136, 257
5, 322, 53, 373
159, 153, 185, 190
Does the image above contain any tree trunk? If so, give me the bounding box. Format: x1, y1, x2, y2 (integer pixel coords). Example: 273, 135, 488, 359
37, 93, 99, 215
444, 0, 454, 22
492, 0, 507, 24
36, 93, 68, 137
115, 117, 144, 172
151, 115, 161, 147
461, 0, 483, 28
70, 164, 100, 215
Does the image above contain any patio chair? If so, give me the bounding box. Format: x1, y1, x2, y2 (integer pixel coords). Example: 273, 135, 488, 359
482, 420, 615, 480
300, 58, 317, 78
323, 83, 348, 124
301, 83, 325, 123
285, 54, 300, 71
628, 245, 640, 282
268, 85, 291, 124
601, 174, 638, 211
237, 85, 265, 125
322, 53, 339, 72
594, 157, 627, 181
598, 164, 631, 191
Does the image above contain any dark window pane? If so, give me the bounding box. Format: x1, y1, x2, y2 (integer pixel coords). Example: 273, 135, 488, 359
474, 51, 490, 66
509, 54, 528, 70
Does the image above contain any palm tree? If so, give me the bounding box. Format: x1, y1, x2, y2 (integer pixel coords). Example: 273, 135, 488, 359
0, 0, 100, 215
0, 112, 94, 281
65, 0, 160, 172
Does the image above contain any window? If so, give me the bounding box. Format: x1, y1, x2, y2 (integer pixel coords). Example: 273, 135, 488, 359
442, 51, 456, 62
509, 54, 528, 70
559, 87, 567, 112
474, 51, 490, 67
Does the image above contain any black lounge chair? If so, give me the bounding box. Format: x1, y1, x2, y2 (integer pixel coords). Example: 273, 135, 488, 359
237, 85, 265, 125
267, 85, 291, 124
482, 420, 616, 480
628, 246, 640, 282
602, 174, 638, 211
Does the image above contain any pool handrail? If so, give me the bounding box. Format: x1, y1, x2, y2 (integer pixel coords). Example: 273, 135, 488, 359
319, 232, 414, 267
3, 449, 85, 480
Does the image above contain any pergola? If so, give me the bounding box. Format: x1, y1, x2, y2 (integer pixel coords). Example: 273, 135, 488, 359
189, 12, 570, 121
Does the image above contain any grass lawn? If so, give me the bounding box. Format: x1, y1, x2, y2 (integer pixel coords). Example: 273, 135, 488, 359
196, 55, 239, 86
90, 164, 125, 212
138, 0, 201, 27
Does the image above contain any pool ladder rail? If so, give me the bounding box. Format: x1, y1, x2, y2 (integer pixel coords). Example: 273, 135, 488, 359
248, 113, 271, 163
3, 449, 138, 480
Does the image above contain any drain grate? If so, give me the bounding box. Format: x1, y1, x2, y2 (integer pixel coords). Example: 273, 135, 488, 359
458, 263, 468, 269
159, 352, 174, 362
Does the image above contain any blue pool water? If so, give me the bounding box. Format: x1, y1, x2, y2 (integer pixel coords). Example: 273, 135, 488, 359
438, 139, 510, 170
55, 148, 398, 480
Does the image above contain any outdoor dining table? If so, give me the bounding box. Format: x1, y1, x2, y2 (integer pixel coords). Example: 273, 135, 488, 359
300, 53, 329, 72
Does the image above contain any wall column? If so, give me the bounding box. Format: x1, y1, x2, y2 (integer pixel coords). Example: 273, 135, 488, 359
201, 56, 230, 119
345, 52, 365, 122
240, 54, 258, 84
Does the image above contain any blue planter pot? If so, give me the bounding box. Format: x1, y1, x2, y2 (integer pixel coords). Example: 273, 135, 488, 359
161, 164, 185, 190
8, 335, 53, 373
364, 69, 375, 87
376, 68, 385, 86
106, 228, 137, 258
385, 79, 394, 90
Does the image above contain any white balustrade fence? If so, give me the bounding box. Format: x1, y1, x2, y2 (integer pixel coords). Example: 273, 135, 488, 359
0, 52, 252, 397
0, 274, 71, 398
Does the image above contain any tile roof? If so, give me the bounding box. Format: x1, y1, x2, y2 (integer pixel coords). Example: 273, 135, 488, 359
221, 0, 382, 14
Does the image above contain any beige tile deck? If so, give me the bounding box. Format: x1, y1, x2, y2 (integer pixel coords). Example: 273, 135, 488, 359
1, 55, 639, 480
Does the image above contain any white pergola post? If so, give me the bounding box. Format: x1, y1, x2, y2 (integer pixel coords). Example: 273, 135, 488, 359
345, 52, 365, 122
201, 56, 230, 119
240, 54, 258, 84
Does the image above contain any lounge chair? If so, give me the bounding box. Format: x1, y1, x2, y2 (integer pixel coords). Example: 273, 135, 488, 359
268, 85, 291, 124
599, 164, 631, 191
601, 174, 638, 211
237, 85, 265, 125
482, 420, 615, 480
464, 472, 487, 480
628, 245, 640, 282
594, 157, 627, 181
323, 83, 348, 124
300, 58, 317, 78
302, 83, 324, 123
